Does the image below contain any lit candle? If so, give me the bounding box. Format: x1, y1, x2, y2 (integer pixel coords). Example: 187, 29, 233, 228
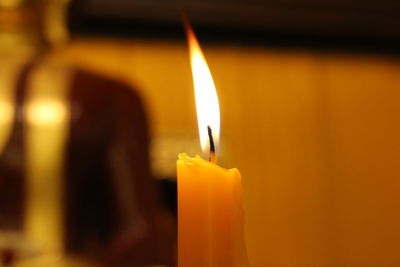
177, 24, 249, 267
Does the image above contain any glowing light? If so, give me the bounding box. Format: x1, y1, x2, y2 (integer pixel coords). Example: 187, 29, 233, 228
25, 100, 67, 126
186, 24, 220, 154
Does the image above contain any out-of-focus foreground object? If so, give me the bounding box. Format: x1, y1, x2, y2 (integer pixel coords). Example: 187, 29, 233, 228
0, 0, 175, 266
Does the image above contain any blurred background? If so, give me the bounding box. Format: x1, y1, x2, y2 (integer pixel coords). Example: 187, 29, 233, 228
0, 0, 400, 266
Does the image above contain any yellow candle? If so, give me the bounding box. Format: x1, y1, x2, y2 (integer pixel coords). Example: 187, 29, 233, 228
178, 22, 248, 267
177, 154, 248, 267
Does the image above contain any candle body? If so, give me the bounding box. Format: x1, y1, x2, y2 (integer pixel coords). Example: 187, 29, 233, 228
177, 153, 248, 267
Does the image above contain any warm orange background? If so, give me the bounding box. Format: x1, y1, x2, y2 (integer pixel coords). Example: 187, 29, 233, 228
52, 38, 400, 266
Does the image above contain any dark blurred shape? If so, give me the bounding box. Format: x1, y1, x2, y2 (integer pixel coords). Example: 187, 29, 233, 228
68, 0, 400, 53
158, 179, 177, 218
65, 69, 175, 266
0, 65, 30, 231
1, 248, 15, 266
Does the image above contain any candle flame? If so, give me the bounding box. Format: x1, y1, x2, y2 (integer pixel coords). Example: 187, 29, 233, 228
186, 23, 220, 155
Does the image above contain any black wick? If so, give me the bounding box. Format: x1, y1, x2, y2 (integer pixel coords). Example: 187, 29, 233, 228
207, 125, 216, 163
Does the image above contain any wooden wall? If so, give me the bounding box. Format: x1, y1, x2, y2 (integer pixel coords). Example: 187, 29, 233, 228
55, 38, 400, 267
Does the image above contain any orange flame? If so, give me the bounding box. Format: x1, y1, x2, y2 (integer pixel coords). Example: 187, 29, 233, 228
185, 22, 220, 155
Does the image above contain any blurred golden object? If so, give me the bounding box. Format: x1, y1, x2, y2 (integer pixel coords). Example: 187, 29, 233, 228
24, 61, 71, 256
0, 60, 71, 265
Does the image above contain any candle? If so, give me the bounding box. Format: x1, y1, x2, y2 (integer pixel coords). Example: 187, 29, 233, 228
177, 24, 248, 267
